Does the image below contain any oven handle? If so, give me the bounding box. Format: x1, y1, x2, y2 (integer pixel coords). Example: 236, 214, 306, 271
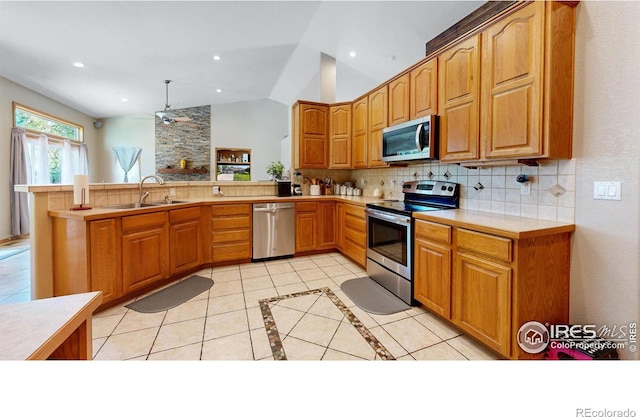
366, 208, 411, 225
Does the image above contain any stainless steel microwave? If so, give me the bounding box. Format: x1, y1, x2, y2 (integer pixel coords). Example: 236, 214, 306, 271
381, 114, 438, 163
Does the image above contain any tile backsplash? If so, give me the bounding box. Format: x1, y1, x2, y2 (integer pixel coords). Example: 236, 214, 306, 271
350, 159, 576, 223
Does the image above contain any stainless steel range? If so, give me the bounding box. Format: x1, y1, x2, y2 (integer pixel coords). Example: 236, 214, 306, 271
365, 180, 459, 305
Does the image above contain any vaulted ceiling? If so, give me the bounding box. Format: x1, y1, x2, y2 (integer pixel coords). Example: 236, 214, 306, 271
0, 1, 483, 118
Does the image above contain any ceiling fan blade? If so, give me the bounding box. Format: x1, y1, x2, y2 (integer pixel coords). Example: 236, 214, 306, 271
173, 116, 192, 122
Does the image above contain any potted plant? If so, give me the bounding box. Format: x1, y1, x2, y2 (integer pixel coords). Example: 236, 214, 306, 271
266, 161, 285, 180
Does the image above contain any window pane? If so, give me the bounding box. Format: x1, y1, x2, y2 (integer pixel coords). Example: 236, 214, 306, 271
49, 147, 62, 184
14, 107, 80, 141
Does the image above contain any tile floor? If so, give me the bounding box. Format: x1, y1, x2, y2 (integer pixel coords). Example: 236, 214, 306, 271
0, 238, 501, 361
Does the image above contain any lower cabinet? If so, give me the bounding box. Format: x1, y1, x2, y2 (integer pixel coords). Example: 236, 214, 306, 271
89, 219, 122, 304
413, 219, 572, 359
413, 220, 452, 318
295, 201, 335, 252
342, 203, 366, 267
121, 212, 169, 294
211, 203, 252, 264
169, 207, 204, 275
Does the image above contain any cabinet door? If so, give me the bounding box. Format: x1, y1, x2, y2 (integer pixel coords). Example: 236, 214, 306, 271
410, 58, 438, 120
89, 219, 122, 303
295, 212, 317, 252
170, 220, 201, 275
414, 238, 452, 319
317, 202, 336, 249
329, 104, 352, 168
438, 34, 481, 162
122, 224, 169, 293
388, 73, 410, 126
481, 2, 543, 159
368, 85, 389, 168
335, 203, 345, 250
453, 252, 511, 356
351, 96, 368, 168
295, 103, 329, 169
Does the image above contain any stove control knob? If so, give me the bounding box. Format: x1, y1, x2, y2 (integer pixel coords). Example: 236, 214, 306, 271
448, 186, 454, 192
441, 185, 447, 191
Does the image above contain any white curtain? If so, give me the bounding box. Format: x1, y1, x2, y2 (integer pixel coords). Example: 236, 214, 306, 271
79, 143, 89, 175
36, 134, 50, 184
61, 139, 74, 184
10, 128, 31, 235
113, 147, 142, 182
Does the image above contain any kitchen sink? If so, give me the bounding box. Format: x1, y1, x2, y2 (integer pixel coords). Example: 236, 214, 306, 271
101, 203, 158, 209
146, 200, 189, 205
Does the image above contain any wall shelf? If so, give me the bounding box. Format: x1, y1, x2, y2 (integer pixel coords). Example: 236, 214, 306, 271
158, 168, 208, 174
215, 147, 252, 181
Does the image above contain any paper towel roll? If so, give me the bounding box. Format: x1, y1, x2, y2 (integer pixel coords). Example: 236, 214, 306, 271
73, 174, 90, 205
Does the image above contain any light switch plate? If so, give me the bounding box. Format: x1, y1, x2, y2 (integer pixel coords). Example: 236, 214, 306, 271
594, 181, 621, 200
169, 187, 176, 197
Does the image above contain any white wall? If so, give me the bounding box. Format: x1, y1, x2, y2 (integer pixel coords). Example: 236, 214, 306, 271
0, 76, 99, 240
570, 1, 640, 360
97, 114, 155, 182
211, 98, 289, 181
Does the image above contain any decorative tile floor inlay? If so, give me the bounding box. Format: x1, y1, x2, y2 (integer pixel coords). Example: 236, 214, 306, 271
259, 287, 395, 360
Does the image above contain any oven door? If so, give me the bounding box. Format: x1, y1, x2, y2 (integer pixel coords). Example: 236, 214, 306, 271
365, 208, 412, 280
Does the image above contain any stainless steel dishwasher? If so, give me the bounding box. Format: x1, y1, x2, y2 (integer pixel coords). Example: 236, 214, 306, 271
252, 202, 295, 261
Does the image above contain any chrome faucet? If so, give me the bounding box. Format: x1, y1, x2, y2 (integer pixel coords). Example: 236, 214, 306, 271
139, 174, 165, 204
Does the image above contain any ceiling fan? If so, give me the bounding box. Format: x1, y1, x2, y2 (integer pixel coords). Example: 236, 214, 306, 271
156, 80, 195, 126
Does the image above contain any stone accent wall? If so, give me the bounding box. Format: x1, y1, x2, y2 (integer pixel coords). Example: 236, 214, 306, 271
155, 105, 211, 181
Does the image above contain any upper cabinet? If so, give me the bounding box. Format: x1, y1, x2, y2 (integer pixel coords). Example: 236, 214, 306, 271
351, 96, 368, 169
481, 1, 573, 160
291, 2, 575, 168
438, 35, 481, 162
388, 73, 410, 126
292, 101, 329, 169
329, 104, 352, 169
410, 58, 438, 120
438, 1, 575, 164
367, 85, 389, 168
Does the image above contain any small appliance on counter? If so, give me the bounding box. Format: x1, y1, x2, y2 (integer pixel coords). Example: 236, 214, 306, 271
292, 184, 302, 195
276, 179, 292, 197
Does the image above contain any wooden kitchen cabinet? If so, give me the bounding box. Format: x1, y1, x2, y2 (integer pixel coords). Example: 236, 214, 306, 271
211, 203, 252, 264
413, 219, 452, 318
367, 85, 389, 168
292, 101, 329, 169
438, 34, 481, 162
169, 207, 203, 275
329, 103, 352, 168
88, 219, 122, 304
121, 211, 170, 294
388, 73, 410, 126
341, 203, 367, 267
480, 1, 573, 160
351, 96, 368, 168
317, 202, 336, 249
295, 202, 318, 253
335, 202, 345, 250
410, 58, 438, 120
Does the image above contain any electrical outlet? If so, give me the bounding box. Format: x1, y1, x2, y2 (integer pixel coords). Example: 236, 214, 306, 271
520, 182, 531, 195
169, 187, 176, 197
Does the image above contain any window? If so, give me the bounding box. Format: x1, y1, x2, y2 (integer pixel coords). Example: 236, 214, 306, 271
13, 102, 85, 184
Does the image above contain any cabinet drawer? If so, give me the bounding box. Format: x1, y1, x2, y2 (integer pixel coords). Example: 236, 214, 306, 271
296, 202, 318, 212
415, 220, 451, 244
170, 207, 201, 224
122, 212, 167, 233
212, 229, 251, 244
211, 216, 251, 230
345, 216, 366, 234
211, 204, 251, 216
344, 204, 365, 218
345, 228, 366, 248
212, 242, 252, 262
457, 228, 512, 262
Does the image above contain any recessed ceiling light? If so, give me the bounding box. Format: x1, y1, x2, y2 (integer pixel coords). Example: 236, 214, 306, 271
213, 55, 221, 61
349, 51, 356, 58
73, 62, 85, 68
121, 98, 128, 102
216, 88, 222, 93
